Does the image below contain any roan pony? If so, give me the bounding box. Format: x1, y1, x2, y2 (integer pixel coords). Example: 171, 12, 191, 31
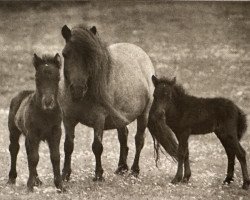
59, 24, 178, 181
7, 53, 65, 192
150, 75, 249, 190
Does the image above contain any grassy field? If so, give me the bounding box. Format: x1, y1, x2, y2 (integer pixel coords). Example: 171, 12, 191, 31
0, 1, 250, 199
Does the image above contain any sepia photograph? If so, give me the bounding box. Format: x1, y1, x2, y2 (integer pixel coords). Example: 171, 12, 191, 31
0, 1, 249, 199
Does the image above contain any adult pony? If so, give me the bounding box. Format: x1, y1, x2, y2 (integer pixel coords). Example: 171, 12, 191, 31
59, 24, 178, 181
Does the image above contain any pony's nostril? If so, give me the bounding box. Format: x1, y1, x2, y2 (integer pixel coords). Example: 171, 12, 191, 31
83, 84, 88, 91
82, 84, 88, 95
70, 84, 84, 101
44, 98, 54, 107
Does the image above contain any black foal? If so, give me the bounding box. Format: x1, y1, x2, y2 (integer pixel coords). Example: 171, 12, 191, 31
150, 75, 249, 190
7, 53, 65, 192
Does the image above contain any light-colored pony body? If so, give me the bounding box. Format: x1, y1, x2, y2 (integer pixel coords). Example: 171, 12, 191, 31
60, 25, 177, 181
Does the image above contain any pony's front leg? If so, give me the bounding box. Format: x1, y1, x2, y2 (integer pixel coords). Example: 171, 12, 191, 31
25, 136, 40, 192
48, 126, 65, 192
182, 147, 191, 183
92, 115, 105, 181
62, 118, 77, 181
171, 132, 189, 184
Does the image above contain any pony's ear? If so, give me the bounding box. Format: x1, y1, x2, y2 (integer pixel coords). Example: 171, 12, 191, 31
171, 77, 176, 85
54, 53, 61, 69
33, 53, 43, 70
90, 26, 97, 35
62, 25, 71, 42
152, 75, 158, 87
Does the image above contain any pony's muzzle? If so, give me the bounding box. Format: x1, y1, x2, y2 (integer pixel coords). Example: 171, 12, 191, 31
70, 84, 88, 102
42, 96, 55, 110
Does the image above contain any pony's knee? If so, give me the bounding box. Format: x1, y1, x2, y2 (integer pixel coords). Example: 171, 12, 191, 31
92, 140, 103, 155
64, 136, 74, 154
9, 142, 20, 153
135, 133, 145, 148
50, 152, 60, 164
149, 110, 165, 122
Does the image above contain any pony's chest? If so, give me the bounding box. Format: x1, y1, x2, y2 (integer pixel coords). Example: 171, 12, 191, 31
62, 99, 104, 127
32, 116, 61, 140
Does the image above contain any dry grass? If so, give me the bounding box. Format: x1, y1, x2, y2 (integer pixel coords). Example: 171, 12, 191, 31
0, 1, 249, 199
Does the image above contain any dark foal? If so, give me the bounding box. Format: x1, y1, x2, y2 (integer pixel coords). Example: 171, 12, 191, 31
150, 75, 250, 190
7, 53, 65, 192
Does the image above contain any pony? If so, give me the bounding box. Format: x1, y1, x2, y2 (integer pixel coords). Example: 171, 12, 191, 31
7, 53, 65, 192
59, 24, 178, 181
150, 75, 249, 190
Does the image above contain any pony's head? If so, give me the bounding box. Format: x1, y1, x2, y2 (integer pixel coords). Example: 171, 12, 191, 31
33, 53, 61, 111
61, 24, 100, 102
151, 75, 177, 113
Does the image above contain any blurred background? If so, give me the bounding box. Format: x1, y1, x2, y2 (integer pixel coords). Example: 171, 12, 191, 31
0, 1, 249, 112
0, 2, 250, 199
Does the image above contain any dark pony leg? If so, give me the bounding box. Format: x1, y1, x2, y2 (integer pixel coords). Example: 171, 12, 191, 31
7, 124, 21, 184
115, 126, 129, 175
92, 115, 105, 181
25, 136, 40, 192
131, 114, 148, 176
182, 146, 191, 183
47, 126, 65, 192
225, 127, 250, 190
62, 119, 77, 181
172, 131, 189, 184
215, 132, 235, 185
238, 144, 250, 189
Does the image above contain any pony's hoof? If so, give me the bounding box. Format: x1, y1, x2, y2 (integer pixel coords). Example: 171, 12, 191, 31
115, 165, 129, 175
130, 167, 140, 177
171, 177, 182, 184
129, 171, 139, 178
56, 186, 67, 193
62, 172, 70, 182
34, 177, 43, 186
7, 178, 16, 185
93, 176, 105, 182
27, 186, 34, 193
242, 180, 250, 190
223, 177, 234, 185
181, 177, 190, 183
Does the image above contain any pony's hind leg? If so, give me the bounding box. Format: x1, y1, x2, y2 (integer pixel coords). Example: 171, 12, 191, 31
237, 143, 250, 189
215, 132, 235, 185
182, 147, 191, 183
115, 126, 129, 175
7, 124, 21, 184
131, 114, 148, 176
225, 129, 249, 190
62, 119, 77, 181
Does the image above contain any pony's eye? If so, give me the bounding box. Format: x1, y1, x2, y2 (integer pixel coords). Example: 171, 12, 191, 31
62, 52, 67, 58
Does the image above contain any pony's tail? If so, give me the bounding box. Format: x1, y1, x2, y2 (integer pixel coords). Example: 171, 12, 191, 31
147, 118, 178, 166
237, 108, 247, 141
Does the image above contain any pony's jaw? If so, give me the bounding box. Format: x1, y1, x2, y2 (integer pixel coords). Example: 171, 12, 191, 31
69, 84, 88, 102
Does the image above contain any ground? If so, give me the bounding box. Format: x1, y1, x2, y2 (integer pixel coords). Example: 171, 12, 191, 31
0, 1, 249, 199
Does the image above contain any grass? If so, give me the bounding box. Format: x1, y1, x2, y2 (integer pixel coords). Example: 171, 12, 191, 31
0, 1, 249, 199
